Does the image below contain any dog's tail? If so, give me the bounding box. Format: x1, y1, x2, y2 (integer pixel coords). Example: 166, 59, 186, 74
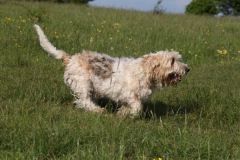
34, 24, 70, 61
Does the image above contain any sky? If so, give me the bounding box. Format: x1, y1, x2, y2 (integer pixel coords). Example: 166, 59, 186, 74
89, 0, 192, 14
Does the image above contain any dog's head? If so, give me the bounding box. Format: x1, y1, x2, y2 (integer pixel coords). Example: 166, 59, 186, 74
142, 51, 190, 88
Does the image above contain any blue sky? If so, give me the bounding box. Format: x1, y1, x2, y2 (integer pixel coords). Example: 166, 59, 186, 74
89, 0, 192, 14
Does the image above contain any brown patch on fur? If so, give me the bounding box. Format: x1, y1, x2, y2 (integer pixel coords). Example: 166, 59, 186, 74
77, 51, 115, 78
133, 93, 139, 101
76, 53, 92, 72
62, 54, 71, 67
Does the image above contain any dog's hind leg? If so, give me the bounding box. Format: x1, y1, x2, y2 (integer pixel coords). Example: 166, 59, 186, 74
65, 75, 105, 113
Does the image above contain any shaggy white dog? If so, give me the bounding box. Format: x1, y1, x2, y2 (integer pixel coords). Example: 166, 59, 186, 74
34, 24, 190, 118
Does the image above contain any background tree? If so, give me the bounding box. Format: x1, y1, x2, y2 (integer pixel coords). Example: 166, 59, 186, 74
185, 0, 219, 15
214, 0, 240, 16
153, 0, 165, 14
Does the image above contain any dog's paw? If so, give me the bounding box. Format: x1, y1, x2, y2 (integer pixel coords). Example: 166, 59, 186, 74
117, 106, 131, 117
94, 107, 106, 114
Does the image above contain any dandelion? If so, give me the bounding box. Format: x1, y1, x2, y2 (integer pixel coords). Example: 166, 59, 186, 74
6, 17, 11, 21
128, 38, 132, 41
217, 49, 227, 55
140, 155, 147, 159
70, 21, 72, 24
113, 23, 120, 27
90, 37, 94, 43
36, 58, 39, 62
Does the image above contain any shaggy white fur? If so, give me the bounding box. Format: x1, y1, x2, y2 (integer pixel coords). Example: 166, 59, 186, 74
34, 24, 190, 118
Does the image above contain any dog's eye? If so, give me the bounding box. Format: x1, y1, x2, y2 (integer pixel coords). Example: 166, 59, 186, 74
171, 58, 175, 65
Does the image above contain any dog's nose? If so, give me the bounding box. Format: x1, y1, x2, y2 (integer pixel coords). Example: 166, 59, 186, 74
185, 68, 190, 73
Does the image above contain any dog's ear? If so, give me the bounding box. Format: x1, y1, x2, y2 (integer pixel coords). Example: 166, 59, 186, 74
141, 54, 163, 86
142, 54, 162, 71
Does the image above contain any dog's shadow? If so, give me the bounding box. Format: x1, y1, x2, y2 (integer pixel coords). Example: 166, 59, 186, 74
95, 98, 197, 119
142, 100, 197, 119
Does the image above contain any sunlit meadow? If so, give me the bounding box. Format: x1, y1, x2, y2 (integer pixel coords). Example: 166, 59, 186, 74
1, 1, 240, 159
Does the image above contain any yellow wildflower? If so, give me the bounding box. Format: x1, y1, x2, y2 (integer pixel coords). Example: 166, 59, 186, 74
113, 23, 120, 27
90, 37, 94, 43
217, 49, 227, 55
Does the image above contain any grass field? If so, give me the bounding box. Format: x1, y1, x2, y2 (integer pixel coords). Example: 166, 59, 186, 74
1, 1, 240, 159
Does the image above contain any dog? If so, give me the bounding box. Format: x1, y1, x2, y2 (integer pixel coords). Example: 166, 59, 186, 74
34, 24, 190, 118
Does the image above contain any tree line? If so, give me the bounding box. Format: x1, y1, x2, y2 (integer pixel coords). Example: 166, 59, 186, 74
14, 0, 93, 3
185, 0, 240, 16
10, 0, 240, 16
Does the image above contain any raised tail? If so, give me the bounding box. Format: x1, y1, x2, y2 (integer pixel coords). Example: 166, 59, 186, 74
34, 24, 69, 60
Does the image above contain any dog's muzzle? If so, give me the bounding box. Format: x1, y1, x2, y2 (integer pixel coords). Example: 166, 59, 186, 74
169, 73, 182, 84
169, 67, 190, 84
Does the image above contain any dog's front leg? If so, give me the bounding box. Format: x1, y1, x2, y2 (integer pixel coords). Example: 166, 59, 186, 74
117, 101, 142, 118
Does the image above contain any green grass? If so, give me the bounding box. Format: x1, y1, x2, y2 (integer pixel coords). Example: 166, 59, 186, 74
1, 1, 240, 159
